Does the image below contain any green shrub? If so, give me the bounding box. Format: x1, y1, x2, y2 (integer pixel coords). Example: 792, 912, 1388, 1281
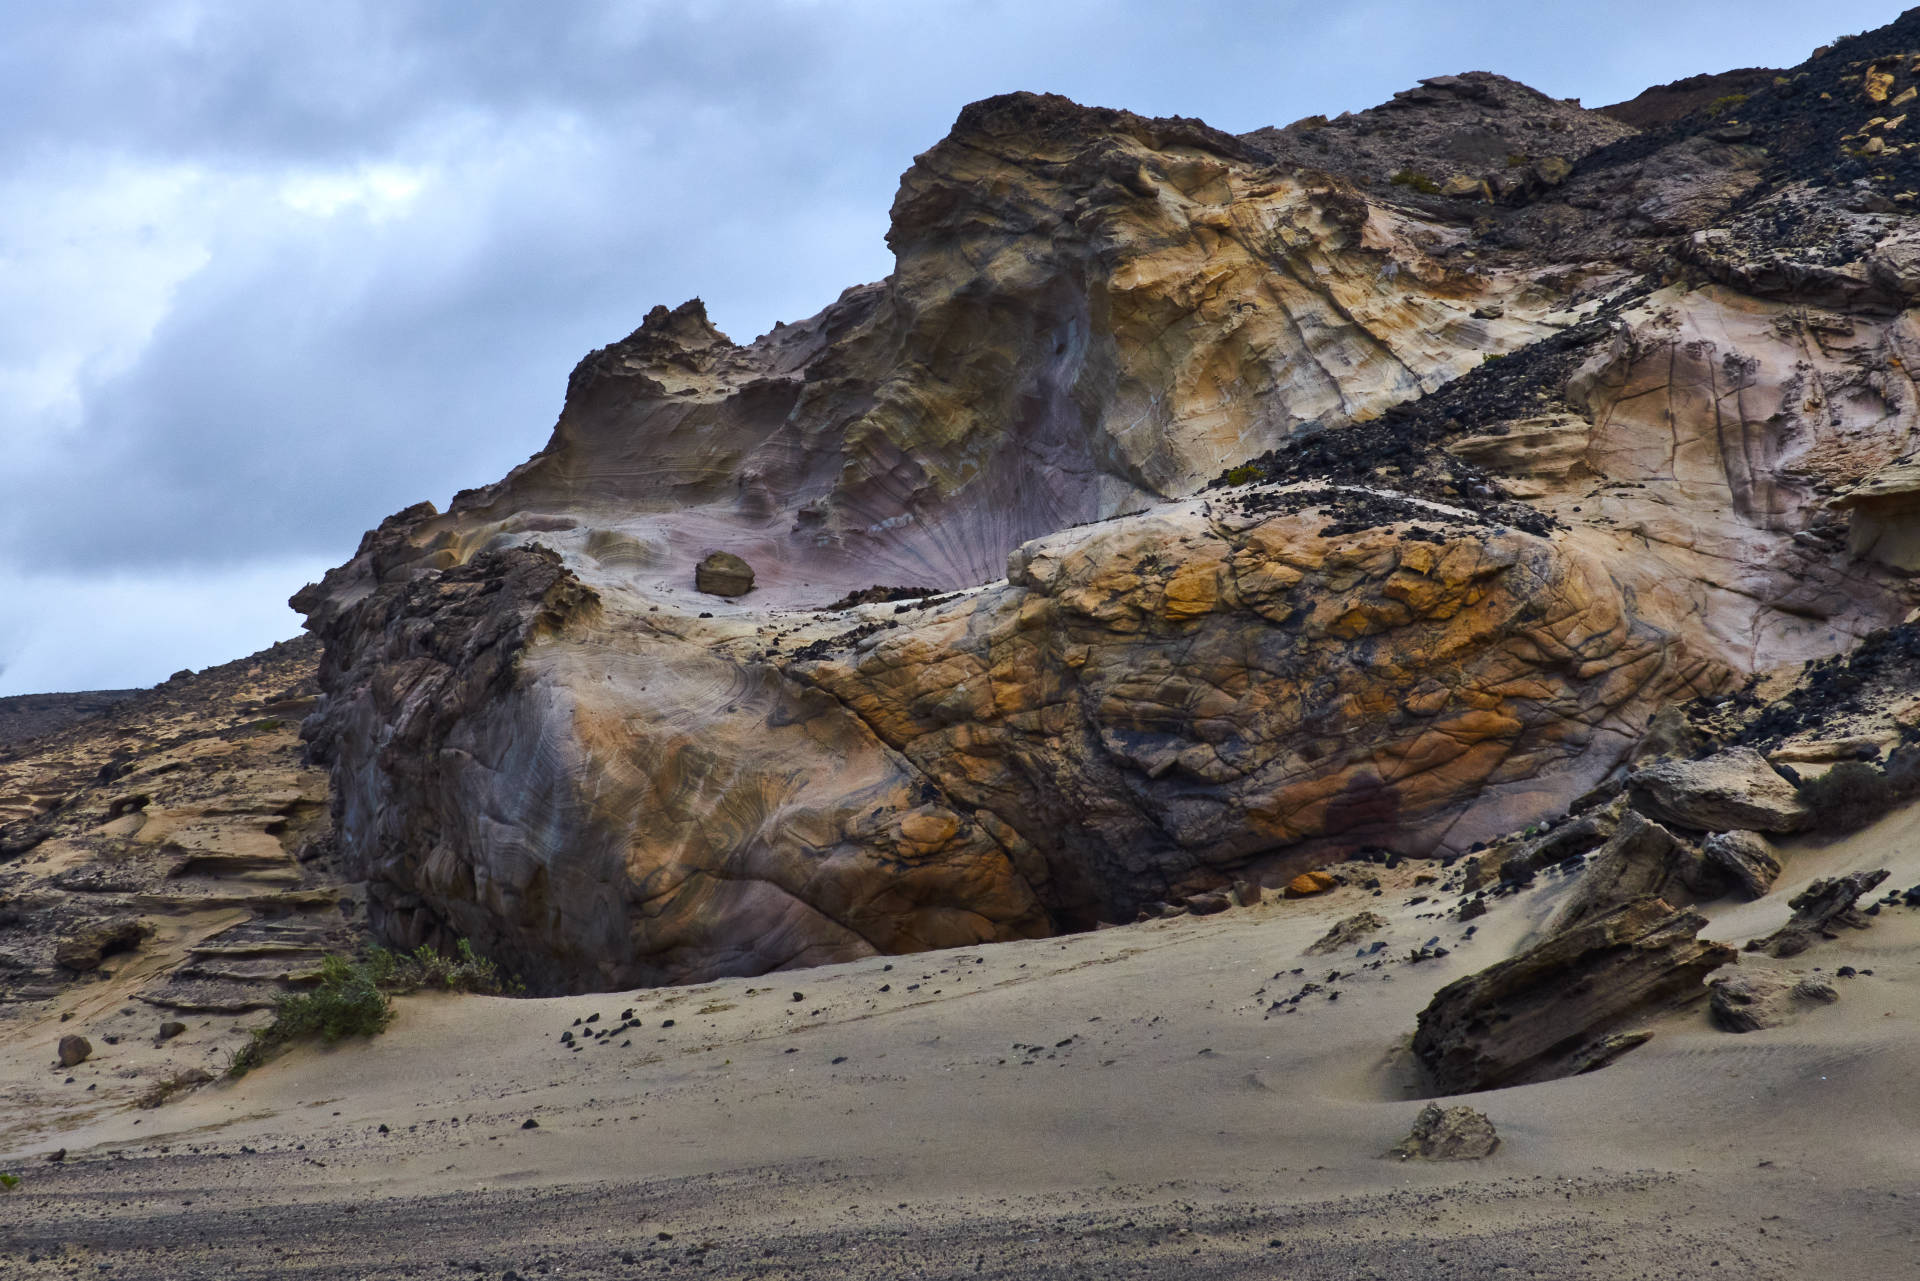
228, 939, 515, 1076
1705, 93, 1749, 118
1795, 760, 1895, 833
1221, 464, 1265, 486
1390, 170, 1441, 195
1505, 153, 1530, 168
229, 954, 391, 1075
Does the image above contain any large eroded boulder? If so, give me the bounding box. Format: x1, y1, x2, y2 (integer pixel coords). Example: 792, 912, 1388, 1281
298, 491, 1721, 989
1413, 897, 1734, 1094
1628, 748, 1811, 834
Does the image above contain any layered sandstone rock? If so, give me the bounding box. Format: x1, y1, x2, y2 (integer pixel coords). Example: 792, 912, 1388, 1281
294, 24, 1920, 988
1413, 897, 1734, 1094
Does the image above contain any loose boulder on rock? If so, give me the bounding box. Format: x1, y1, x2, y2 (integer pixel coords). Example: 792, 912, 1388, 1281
1386, 1103, 1500, 1160
694, 551, 755, 597
1543, 810, 1704, 933
1413, 897, 1734, 1095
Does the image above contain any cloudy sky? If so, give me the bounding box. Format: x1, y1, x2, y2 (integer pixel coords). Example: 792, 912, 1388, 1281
0, 0, 1902, 695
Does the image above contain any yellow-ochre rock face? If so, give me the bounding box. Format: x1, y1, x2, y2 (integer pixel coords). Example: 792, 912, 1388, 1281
295, 86, 1920, 989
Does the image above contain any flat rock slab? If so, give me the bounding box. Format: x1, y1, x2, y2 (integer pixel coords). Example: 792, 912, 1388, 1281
1628, 748, 1810, 834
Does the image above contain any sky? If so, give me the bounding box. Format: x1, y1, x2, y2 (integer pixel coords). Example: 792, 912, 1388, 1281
0, 0, 1906, 695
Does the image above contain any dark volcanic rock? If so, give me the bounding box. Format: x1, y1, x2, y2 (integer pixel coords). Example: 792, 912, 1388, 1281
1599, 68, 1783, 130
1413, 897, 1734, 1095
0, 689, 140, 751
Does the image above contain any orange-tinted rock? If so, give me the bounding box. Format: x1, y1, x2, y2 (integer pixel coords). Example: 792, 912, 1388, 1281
1286, 871, 1338, 897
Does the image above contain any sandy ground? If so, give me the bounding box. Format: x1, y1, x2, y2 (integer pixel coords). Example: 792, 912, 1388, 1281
5, 811, 1920, 1279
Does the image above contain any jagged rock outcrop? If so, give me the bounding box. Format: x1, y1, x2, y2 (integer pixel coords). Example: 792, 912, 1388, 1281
1744, 868, 1890, 957
1413, 897, 1734, 1094
1539, 811, 1708, 933
293, 13, 1920, 988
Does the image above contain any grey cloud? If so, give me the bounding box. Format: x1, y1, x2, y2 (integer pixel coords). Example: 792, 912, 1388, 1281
0, 0, 1905, 689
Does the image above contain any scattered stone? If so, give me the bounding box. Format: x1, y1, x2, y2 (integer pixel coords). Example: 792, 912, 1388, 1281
1709, 968, 1839, 1032
694, 551, 755, 597
1386, 1103, 1500, 1160
1305, 910, 1387, 955
156, 1021, 187, 1043
521, 1118, 540, 1130
1745, 869, 1890, 957
1184, 892, 1231, 916
1413, 897, 1734, 1094
56, 1035, 92, 1068
1230, 880, 1263, 907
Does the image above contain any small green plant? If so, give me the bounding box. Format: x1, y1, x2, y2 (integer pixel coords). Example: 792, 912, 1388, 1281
1482, 352, 1505, 363
1505, 153, 1530, 168
1222, 464, 1265, 485
1390, 169, 1441, 195
1705, 93, 1749, 118
0, 1172, 20, 1190
227, 939, 516, 1077
229, 953, 393, 1076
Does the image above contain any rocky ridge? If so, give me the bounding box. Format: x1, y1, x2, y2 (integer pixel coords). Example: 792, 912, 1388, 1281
0, 640, 361, 1113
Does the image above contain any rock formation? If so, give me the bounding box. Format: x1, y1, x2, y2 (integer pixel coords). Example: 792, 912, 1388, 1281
1412, 897, 1734, 1094
0, 640, 361, 1092
1385, 1103, 1500, 1160
292, 14, 1920, 988
1745, 869, 1890, 957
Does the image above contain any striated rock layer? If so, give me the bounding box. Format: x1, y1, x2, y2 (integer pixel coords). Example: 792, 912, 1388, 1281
298, 17, 1920, 989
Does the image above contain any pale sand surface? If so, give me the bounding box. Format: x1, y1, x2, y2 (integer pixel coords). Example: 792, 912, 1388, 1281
5, 814, 1920, 1278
